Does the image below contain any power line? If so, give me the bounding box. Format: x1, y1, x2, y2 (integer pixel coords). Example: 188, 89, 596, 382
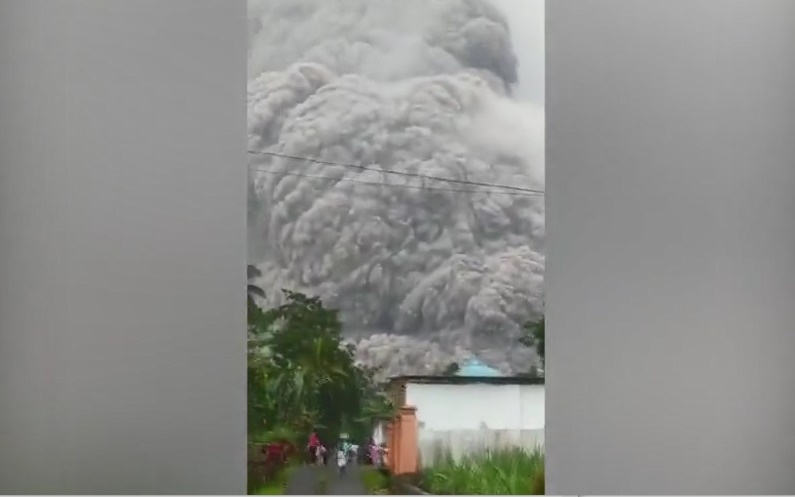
250, 167, 543, 197
248, 149, 545, 195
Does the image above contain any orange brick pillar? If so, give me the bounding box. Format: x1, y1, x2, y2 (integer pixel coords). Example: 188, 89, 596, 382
394, 406, 418, 475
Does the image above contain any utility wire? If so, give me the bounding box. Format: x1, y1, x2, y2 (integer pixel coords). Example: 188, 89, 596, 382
250, 167, 543, 197
248, 149, 545, 195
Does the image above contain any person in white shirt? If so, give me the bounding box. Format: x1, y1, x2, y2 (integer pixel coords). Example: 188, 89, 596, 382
336, 445, 347, 475
349, 443, 359, 465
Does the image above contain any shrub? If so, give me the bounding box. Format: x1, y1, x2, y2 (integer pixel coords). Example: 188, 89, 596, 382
247, 441, 298, 494
419, 446, 544, 495
360, 466, 391, 495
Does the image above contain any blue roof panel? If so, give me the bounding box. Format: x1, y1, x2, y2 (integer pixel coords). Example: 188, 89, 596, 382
456, 358, 504, 377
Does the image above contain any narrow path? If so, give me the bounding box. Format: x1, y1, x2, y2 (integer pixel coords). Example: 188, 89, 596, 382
284, 465, 322, 495
326, 463, 368, 495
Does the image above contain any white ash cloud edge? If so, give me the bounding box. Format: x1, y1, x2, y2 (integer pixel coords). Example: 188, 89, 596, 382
247, 0, 545, 380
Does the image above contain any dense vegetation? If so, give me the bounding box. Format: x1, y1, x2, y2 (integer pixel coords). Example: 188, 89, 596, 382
521, 317, 545, 367
247, 267, 396, 493
360, 466, 391, 495
419, 446, 544, 495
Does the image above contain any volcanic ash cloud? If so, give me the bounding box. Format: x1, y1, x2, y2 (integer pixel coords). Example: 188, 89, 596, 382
247, 0, 544, 378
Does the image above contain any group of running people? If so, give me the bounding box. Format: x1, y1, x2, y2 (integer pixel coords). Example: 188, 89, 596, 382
306, 431, 354, 474
306, 431, 386, 475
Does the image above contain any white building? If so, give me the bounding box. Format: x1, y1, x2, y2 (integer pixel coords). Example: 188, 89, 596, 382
378, 358, 545, 464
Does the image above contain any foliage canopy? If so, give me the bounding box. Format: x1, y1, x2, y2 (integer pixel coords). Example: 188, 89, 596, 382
248, 288, 396, 446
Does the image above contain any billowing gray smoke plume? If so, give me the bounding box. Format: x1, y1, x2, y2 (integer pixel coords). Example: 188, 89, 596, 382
248, 0, 545, 379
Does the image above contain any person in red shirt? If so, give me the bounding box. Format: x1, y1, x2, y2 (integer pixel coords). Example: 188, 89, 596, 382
307, 431, 321, 465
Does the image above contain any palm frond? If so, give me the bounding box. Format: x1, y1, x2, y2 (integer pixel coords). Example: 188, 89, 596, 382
247, 264, 262, 280
248, 284, 266, 298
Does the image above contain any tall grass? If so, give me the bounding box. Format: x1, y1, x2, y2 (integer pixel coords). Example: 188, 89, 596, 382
248, 463, 298, 495
360, 466, 391, 495
420, 446, 544, 495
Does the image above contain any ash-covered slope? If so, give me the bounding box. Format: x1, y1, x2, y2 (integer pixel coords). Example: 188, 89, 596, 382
247, 0, 544, 379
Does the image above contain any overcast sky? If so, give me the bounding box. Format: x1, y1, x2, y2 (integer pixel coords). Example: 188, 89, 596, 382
491, 0, 545, 105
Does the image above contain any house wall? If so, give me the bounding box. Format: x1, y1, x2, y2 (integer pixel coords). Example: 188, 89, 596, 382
372, 421, 386, 445
404, 382, 545, 464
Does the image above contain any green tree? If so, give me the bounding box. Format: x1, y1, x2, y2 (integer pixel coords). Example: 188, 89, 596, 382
247, 288, 397, 446
350, 365, 398, 441
520, 317, 545, 367
519, 365, 540, 379
440, 361, 460, 375
247, 264, 265, 310
248, 290, 368, 443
